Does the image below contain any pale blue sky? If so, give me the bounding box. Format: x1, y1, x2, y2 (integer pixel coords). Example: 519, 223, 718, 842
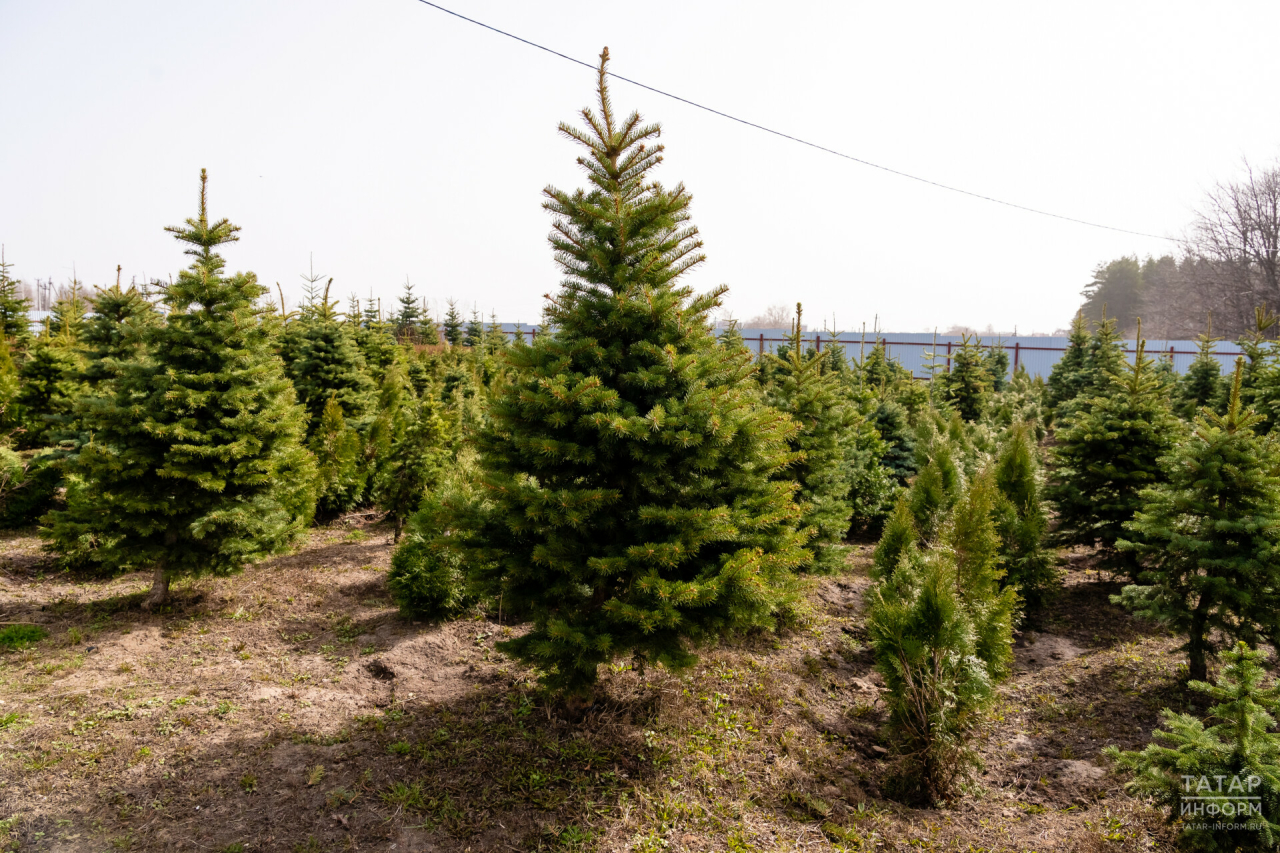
3, 1, 1279, 332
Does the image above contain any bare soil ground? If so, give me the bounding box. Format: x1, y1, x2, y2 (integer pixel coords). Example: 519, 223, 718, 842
0, 523, 1186, 852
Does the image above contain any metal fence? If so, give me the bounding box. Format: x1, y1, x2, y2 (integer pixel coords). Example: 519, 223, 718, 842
716, 330, 1245, 380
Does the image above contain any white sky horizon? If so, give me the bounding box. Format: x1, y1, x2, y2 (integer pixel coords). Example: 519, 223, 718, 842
4, 1, 1279, 334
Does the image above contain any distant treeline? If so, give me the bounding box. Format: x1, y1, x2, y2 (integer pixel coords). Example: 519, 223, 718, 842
1079, 159, 1280, 340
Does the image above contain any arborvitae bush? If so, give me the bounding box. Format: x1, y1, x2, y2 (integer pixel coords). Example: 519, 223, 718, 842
907, 444, 962, 539
1105, 643, 1280, 852
762, 304, 855, 570
992, 423, 1057, 607
1045, 312, 1090, 421
1048, 330, 1181, 578
310, 396, 367, 516
939, 334, 990, 422
869, 472, 1015, 803
42, 171, 315, 605
455, 51, 807, 697
873, 494, 918, 579
372, 389, 450, 542
944, 472, 1017, 679
867, 550, 1001, 803
1117, 360, 1280, 682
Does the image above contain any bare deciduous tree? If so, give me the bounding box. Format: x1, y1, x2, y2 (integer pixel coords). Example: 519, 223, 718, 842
1139, 159, 1280, 340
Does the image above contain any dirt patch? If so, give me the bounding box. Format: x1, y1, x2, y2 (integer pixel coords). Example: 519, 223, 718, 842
0, 534, 1184, 851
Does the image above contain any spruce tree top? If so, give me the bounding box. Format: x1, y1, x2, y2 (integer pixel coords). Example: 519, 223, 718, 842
1045, 312, 1090, 416
81, 276, 158, 389
465, 50, 807, 695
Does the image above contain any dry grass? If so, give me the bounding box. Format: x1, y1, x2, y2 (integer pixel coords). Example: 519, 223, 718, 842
0, 525, 1183, 852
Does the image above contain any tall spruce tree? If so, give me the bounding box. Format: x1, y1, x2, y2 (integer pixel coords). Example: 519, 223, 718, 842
42, 171, 315, 606
1048, 326, 1181, 577
1117, 360, 1280, 682
457, 50, 808, 697
761, 303, 854, 571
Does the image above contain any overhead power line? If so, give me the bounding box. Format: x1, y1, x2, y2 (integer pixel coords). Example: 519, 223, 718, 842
413, 0, 1177, 243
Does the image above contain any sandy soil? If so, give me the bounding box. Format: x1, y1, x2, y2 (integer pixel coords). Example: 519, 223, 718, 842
0, 524, 1187, 852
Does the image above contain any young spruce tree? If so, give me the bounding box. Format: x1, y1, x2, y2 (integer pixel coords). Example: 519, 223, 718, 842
1106, 643, 1280, 852
1117, 359, 1280, 682
1175, 320, 1226, 421
939, 334, 990, 422
372, 388, 450, 542
0, 249, 32, 352
1044, 311, 1090, 421
761, 303, 854, 571
459, 50, 807, 697
42, 171, 315, 606
1048, 325, 1180, 577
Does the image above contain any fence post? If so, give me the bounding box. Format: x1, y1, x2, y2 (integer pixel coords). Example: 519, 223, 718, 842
946, 340, 953, 372
816, 334, 821, 353
758, 333, 765, 356
1013, 341, 1020, 370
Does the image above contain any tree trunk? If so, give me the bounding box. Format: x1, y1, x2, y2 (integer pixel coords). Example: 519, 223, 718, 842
143, 562, 170, 610
393, 517, 403, 543
1189, 604, 1209, 683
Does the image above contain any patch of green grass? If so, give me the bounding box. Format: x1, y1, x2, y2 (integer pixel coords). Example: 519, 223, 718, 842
0, 712, 23, 730
0, 625, 47, 651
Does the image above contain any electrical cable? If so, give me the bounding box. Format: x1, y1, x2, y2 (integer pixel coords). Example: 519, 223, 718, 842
412, 0, 1178, 243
